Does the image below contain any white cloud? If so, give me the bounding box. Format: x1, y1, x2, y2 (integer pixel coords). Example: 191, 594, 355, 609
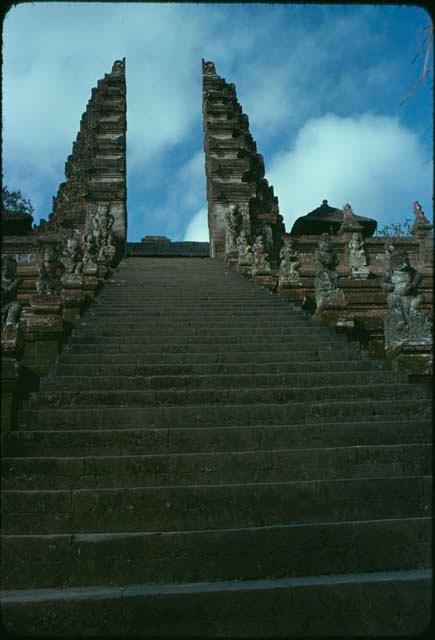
183, 207, 209, 241
267, 113, 433, 231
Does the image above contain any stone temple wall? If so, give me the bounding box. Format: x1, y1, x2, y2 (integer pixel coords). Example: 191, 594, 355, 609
202, 60, 285, 260
47, 59, 127, 255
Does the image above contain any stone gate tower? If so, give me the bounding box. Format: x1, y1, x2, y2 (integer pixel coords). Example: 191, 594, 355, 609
46, 59, 127, 256
202, 60, 285, 260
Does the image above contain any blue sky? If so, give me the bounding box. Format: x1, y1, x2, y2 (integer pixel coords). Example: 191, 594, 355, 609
3, 2, 433, 242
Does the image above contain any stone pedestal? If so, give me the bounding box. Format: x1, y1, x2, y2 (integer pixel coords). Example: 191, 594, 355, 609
277, 281, 305, 305
23, 295, 64, 378
224, 251, 239, 271
386, 341, 433, 381
82, 264, 99, 301
1, 325, 24, 438
61, 275, 85, 328
97, 257, 109, 281
253, 273, 278, 292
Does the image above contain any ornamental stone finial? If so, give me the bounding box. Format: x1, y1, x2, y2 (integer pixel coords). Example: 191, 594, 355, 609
202, 59, 217, 75
413, 200, 430, 226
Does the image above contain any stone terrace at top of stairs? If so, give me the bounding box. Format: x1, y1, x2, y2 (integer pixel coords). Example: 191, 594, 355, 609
1, 256, 432, 637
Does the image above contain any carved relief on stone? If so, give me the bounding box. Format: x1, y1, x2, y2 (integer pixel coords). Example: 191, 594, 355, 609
314, 233, 346, 310
1, 255, 22, 327
279, 237, 302, 287
237, 229, 254, 266
348, 232, 369, 278
381, 250, 432, 350
35, 243, 63, 296
252, 235, 271, 275
224, 204, 242, 254
61, 231, 84, 280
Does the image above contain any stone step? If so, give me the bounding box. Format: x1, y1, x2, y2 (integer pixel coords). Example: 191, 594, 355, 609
86, 309, 300, 318
3, 443, 431, 490
29, 382, 430, 410
2, 569, 430, 637
78, 318, 323, 330
18, 399, 432, 430
1, 518, 430, 590
56, 348, 368, 365
67, 334, 346, 347
40, 370, 400, 392
4, 420, 431, 458
71, 326, 337, 340
2, 475, 431, 535
51, 359, 387, 379
63, 340, 360, 354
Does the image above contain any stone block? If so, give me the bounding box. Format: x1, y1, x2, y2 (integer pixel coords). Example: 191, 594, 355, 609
1, 356, 21, 438
387, 341, 433, 381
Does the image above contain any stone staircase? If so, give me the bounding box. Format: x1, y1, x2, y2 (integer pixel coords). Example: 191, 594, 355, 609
1, 257, 432, 637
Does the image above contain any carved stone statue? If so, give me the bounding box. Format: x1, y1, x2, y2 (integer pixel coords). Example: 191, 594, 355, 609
237, 229, 253, 266
342, 203, 355, 222
314, 233, 345, 309
413, 201, 430, 226
252, 235, 271, 275
279, 238, 302, 286
1, 255, 22, 327
382, 251, 431, 349
348, 232, 369, 278
62, 232, 83, 276
225, 204, 242, 254
35, 244, 62, 295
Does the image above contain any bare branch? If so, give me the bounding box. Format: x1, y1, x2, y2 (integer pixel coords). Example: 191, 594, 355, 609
401, 23, 434, 105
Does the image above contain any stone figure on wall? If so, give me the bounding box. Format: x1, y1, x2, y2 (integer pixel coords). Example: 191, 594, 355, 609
62, 231, 84, 276
279, 237, 302, 286
1, 255, 22, 327
314, 233, 345, 309
237, 229, 254, 266
381, 250, 431, 350
225, 204, 242, 254
35, 244, 63, 295
252, 235, 271, 275
348, 232, 369, 278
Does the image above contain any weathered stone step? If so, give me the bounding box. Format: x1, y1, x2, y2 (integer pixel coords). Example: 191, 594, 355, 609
18, 399, 432, 431
3, 475, 431, 535
5, 420, 431, 458
79, 318, 322, 330
68, 334, 345, 346
64, 339, 356, 354
1, 568, 430, 637
87, 309, 300, 318
3, 444, 431, 490
29, 383, 430, 410
2, 518, 430, 591
51, 359, 387, 379
40, 370, 400, 392
72, 326, 336, 339
56, 347, 367, 365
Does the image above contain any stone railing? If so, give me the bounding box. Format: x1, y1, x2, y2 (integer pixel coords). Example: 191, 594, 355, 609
1, 207, 117, 440
223, 202, 433, 380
